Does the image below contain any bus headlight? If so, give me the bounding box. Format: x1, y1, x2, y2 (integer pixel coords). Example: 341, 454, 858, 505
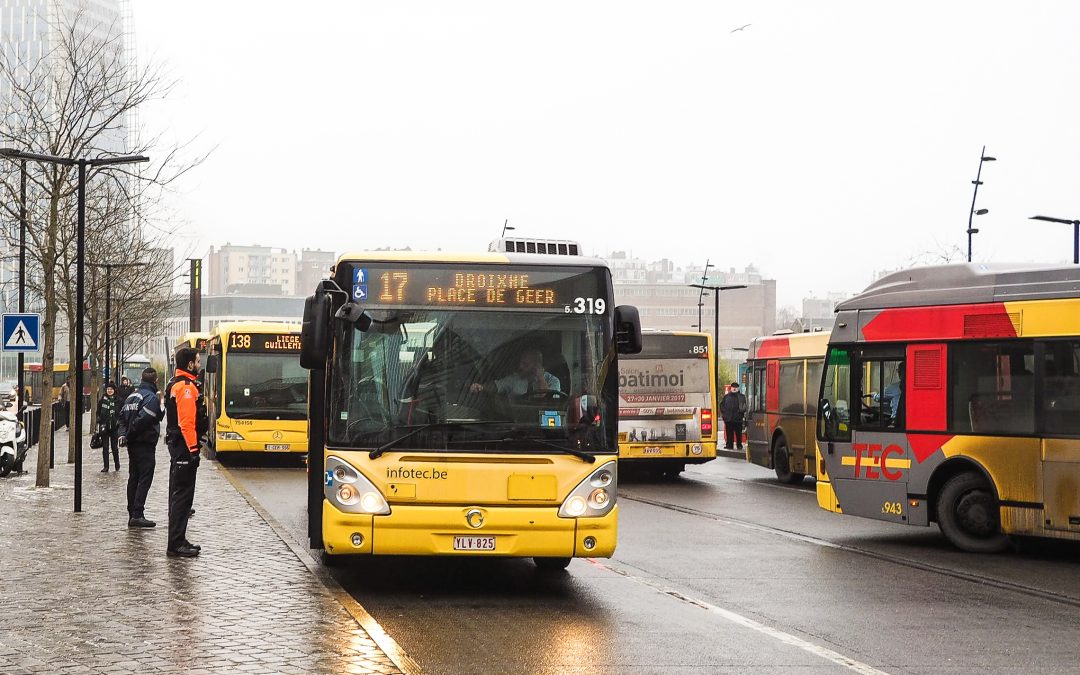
559, 461, 617, 518
563, 496, 588, 517
337, 484, 359, 505
218, 431, 244, 441
360, 492, 387, 514
588, 488, 609, 509
325, 456, 390, 515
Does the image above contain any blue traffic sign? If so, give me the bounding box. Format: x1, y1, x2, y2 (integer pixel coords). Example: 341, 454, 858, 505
2, 313, 41, 353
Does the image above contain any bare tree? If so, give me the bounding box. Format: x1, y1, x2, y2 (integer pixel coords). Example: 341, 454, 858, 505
906, 241, 967, 268
0, 9, 205, 487
775, 305, 800, 332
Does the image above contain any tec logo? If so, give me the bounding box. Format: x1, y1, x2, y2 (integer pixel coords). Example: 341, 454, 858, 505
324, 470, 334, 487
852, 443, 905, 481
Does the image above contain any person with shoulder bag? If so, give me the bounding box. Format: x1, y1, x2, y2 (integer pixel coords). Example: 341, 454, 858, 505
118, 368, 165, 528
96, 383, 121, 472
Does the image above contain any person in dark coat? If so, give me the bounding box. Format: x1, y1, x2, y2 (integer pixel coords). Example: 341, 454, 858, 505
118, 369, 165, 528
720, 382, 748, 450
116, 376, 134, 403
97, 383, 121, 472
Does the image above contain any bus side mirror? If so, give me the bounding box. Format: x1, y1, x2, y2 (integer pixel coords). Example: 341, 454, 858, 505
300, 293, 332, 370
614, 305, 643, 355
817, 398, 836, 451
205, 354, 219, 374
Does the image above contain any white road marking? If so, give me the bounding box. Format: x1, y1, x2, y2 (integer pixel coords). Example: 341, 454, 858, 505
588, 559, 892, 675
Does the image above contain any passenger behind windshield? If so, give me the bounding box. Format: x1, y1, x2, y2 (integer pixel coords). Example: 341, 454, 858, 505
470, 348, 562, 396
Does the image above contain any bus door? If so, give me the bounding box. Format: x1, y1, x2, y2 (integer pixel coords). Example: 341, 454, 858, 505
1039, 339, 1080, 534
746, 361, 769, 464
805, 358, 825, 479
819, 346, 911, 524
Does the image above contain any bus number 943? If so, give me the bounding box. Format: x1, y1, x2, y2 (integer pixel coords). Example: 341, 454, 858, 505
881, 501, 903, 516
567, 298, 606, 315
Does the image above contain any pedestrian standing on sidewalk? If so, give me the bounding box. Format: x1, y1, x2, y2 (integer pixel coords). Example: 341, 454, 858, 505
118, 368, 165, 528
720, 382, 748, 451
97, 383, 121, 472
165, 347, 205, 558
116, 376, 134, 403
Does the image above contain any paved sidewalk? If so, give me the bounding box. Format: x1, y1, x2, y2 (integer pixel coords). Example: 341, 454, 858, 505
0, 429, 401, 674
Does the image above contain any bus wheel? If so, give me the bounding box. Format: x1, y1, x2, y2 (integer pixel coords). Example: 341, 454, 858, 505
534, 557, 571, 571
936, 472, 1010, 553
772, 439, 804, 484
0, 452, 13, 477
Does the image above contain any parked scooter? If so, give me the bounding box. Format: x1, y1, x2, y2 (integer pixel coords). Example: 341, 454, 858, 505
0, 406, 28, 477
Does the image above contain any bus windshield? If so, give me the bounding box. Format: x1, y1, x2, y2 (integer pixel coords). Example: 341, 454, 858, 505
224, 354, 308, 420
328, 308, 614, 453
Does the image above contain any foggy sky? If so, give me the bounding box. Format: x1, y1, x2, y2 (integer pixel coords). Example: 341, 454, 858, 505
134, 1, 1080, 308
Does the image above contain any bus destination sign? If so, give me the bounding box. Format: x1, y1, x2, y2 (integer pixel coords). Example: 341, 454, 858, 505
227, 333, 302, 353
344, 263, 608, 313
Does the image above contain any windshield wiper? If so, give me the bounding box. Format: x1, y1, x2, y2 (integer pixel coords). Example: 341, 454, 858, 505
369, 421, 514, 459
448, 433, 597, 463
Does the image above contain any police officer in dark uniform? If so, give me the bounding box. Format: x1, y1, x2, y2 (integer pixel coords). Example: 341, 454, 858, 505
118, 368, 165, 528
164, 347, 207, 558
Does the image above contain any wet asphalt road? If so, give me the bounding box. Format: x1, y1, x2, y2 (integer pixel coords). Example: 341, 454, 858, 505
226, 456, 1080, 674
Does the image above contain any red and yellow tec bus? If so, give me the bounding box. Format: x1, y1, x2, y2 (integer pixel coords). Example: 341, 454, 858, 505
816, 264, 1080, 552
24, 361, 90, 405
618, 330, 718, 478
746, 330, 829, 484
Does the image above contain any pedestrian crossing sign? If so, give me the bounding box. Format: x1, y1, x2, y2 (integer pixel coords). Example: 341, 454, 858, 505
2, 313, 41, 353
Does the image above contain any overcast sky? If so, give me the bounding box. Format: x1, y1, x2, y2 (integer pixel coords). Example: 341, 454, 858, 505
133, 1, 1080, 308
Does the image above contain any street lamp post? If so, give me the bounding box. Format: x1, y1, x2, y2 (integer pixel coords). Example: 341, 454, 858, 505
689, 283, 748, 399
0, 148, 148, 512
696, 260, 712, 332
967, 146, 996, 262
17, 161, 26, 421
500, 219, 514, 238
1029, 215, 1080, 264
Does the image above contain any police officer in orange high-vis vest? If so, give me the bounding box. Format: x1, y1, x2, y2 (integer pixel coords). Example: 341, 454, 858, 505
165, 347, 208, 558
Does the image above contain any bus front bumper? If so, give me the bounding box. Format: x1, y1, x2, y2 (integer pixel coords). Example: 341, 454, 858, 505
214, 439, 308, 453
322, 501, 618, 558
619, 442, 717, 461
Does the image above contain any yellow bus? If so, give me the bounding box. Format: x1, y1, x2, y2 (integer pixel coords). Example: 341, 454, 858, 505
746, 330, 830, 483
203, 321, 308, 459
174, 331, 211, 360
299, 245, 642, 569
816, 264, 1080, 552
618, 330, 717, 478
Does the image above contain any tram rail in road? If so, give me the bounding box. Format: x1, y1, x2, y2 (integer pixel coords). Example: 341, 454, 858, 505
619, 490, 1080, 610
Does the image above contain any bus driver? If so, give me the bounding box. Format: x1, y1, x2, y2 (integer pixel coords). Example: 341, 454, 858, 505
470, 348, 561, 397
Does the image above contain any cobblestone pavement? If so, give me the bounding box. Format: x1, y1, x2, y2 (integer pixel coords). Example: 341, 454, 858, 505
0, 429, 402, 674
